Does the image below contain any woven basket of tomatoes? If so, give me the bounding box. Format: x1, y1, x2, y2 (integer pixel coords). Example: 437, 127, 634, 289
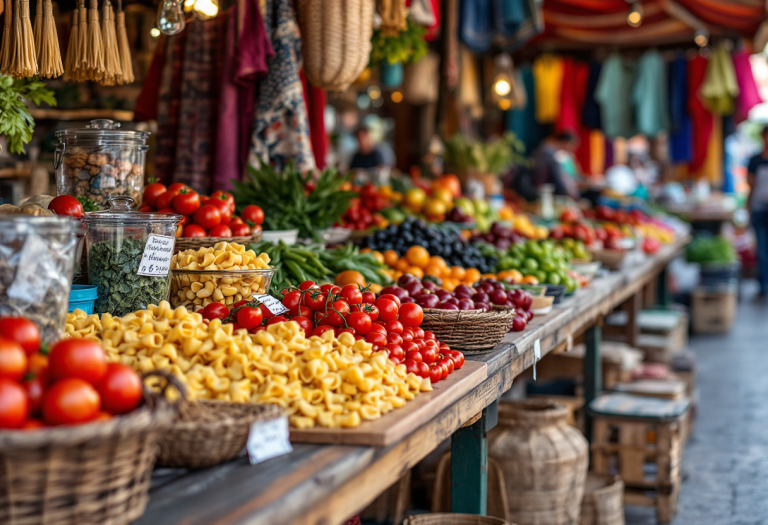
0, 317, 174, 525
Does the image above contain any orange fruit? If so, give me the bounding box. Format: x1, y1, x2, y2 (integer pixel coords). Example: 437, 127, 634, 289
360, 247, 372, 254
442, 278, 458, 292
395, 259, 411, 272
451, 266, 466, 281
405, 246, 430, 268
372, 250, 385, 264
464, 268, 481, 284
425, 265, 442, 278
428, 256, 448, 270
407, 266, 425, 278
335, 270, 366, 287
384, 250, 399, 268
521, 275, 539, 285
369, 283, 383, 294
481, 273, 496, 280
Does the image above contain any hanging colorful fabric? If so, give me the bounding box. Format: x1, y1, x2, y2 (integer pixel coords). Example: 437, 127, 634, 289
700, 42, 739, 116
732, 50, 762, 123
38, 0, 62, 77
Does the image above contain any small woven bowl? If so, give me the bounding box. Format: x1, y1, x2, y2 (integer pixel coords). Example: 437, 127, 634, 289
420, 305, 516, 352
174, 227, 262, 252
157, 400, 284, 469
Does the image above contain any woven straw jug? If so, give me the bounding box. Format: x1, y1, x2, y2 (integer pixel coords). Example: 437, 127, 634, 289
297, 0, 374, 91
489, 400, 588, 525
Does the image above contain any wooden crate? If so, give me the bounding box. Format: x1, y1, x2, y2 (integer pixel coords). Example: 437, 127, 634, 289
691, 287, 736, 335
604, 310, 688, 363
533, 342, 642, 390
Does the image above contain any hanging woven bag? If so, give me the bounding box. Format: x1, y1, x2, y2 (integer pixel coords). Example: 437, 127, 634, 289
297, 0, 374, 92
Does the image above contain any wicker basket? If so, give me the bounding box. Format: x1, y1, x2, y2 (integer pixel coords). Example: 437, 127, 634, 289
174, 227, 262, 252
420, 306, 516, 352
580, 473, 624, 525
405, 514, 512, 525
297, 0, 374, 91
0, 400, 174, 525
157, 400, 283, 469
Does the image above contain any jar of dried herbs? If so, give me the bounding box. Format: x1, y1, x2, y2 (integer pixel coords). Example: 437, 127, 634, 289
83, 196, 182, 317
0, 215, 79, 343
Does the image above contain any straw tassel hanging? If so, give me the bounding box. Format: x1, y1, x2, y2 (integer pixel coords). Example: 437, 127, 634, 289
32, 0, 40, 60
0, 0, 13, 74
99, 0, 120, 85
116, 0, 132, 84
38, 0, 62, 77
75, 0, 88, 77
83, 0, 103, 80
62, 10, 78, 80
11, 0, 37, 78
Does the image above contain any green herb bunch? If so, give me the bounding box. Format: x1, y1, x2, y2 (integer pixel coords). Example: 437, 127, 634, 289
232, 160, 356, 240
444, 132, 528, 176
370, 19, 428, 65
0, 76, 56, 154
685, 235, 737, 265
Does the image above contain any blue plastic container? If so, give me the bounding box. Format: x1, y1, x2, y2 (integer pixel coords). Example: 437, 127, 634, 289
68, 285, 98, 314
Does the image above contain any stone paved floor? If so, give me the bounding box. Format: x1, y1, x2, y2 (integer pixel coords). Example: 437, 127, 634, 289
625, 282, 768, 525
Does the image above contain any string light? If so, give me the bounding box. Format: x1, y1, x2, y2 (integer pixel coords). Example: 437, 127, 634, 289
694, 28, 709, 47
493, 79, 512, 97
627, 1, 643, 27
391, 91, 403, 103
150, 27, 161, 37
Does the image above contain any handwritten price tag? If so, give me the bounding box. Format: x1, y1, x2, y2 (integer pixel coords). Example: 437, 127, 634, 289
253, 294, 289, 315
247, 417, 293, 465
137, 235, 175, 277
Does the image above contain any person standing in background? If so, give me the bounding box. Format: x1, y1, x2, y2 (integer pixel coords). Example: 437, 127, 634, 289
531, 132, 580, 200
349, 125, 385, 171
746, 126, 768, 299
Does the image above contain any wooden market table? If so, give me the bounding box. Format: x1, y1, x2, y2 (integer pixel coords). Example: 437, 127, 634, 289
135, 236, 689, 525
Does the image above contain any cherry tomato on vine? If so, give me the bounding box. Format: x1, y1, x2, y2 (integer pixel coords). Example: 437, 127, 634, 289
97, 363, 143, 415
303, 291, 328, 311
320, 284, 341, 295
0, 379, 28, 428
282, 291, 302, 311
202, 303, 229, 321
292, 316, 313, 337
361, 291, 377, 304
0, 338, 27, 381
193, 205, 221, 230
237, 306, 264, 331
259, 304, 274, 320
172, 189, 200, 216
43, 378, 100, 426
299, 281, 318, 291
312, 325, 335, 337
290, 305, 312, 318
347, 312, 372, 335
361, 304, 379, 322
48, 339, 107, 386
340, 285, 362, 305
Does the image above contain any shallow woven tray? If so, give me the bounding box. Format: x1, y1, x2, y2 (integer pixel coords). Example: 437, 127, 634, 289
174, 227, 262, 252
404, 514, 511, 525
0, 400, 174, 525
420, 305, 516, 352
157, 400, 283, 469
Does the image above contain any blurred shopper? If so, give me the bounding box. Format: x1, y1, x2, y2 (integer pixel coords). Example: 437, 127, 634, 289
349, 125, 385, 171
746, 126, 768, 298
532, 132, 580, 199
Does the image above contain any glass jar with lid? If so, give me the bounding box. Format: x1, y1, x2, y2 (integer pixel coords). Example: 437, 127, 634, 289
83, 196, 181, 316
55, 119, 150, 209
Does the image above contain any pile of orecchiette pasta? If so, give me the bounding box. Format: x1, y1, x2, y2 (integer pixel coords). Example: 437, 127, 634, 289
65, 302, 432, 429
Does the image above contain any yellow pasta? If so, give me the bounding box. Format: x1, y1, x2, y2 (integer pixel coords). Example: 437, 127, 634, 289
65, 302, 431, 429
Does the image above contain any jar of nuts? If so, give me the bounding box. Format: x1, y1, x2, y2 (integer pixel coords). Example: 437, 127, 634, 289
54, 119, 150, 209
170, 242, 275, 311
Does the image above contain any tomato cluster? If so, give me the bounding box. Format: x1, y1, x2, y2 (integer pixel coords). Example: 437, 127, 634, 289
338, 184, 390, 231
0, 317, 143, 430
141, 182, 265, 238
200, 282, 465, 385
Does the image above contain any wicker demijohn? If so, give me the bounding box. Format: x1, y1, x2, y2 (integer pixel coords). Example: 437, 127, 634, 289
404, 514, 512, 525
489, 400, 589, 525
0, 400, 174, 525
420, 306, 516, 352
297, 0, 374, 91
157, 399, 283, 469
580, 473, 624, 525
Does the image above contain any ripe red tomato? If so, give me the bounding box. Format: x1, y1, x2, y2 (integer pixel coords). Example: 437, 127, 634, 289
23, 376, 44, 415
27, 353, 48, 379
0, 379, 28, 428
193, 205, 222, 230
266, 316, 289, 325
401, 328, 414, 342
236, 306, 263, 330
365, 332, 387, 346
202, 303, 229, 320
291, 316, 313, 337
417, 361, 430, 378
183, 224, 207, 238
282, 291, 302, 311
210, 191, 236, 213
229, 217, 245, 226
402, 341, 419, 355
440, 356, 455, 376
312, 325, 334, 337
421, 346, 438, 364
208, 224, 233, 238
179, 214, 190, 226
0, 338, 27, 381
43, 378, 100, 425
386, 332, 403, 345
423, 331, 435, 341
48, 339, 107, 386
250, 326, 267, 334
379, 293, 401, 307
167, 183, 189, 194
290, 305, 312, 318
298, 281, 317, 291
375, 298, 399, 322
398, 303, 424, 328
143, 182, 167, 208
0, 317, 39, 355
97, 363, 143, 415
387, 343, 404, 362
443, 350, 465, 369
155, 190, 176, 211
320, 284, 341, 295
48, 195, 84, 218
405, 348, 423, 363
157, 208, 176, 215
385, 320, 403, 334
404, 358, 420, 375
21, 418, 45, 430
242, 205, 265, 225
361, 291, 377, 304
303, 291, 328, 311
429, 365, 442, 384
172, 189, 200, 216
361, 304, 379, 322
206, 195, 233, 224
340, 285, 362, 305
258, 304, 274, 320
231, 223, 251, 237
347, 312, 372, 335
368, 323, 387, 336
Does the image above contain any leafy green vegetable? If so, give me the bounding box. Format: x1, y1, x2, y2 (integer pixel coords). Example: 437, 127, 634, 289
0, 76, 56, 154
685, 236, 737, 265
76, 195, 99, 212
89, 237, 171, 316
370, 19, 427, 65
232, 160, 356, 241
444, 132, 528, 175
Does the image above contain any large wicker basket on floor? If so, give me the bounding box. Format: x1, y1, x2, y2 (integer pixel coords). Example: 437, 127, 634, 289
157, 399, 284, 469
580, 473, 624, 525
420, 306, 516, 352
0, 400, 174, 525
404, 514, 512, 525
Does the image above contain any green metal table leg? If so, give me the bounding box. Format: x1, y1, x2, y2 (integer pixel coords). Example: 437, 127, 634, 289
451, 401, 498, 514
583, 325, 602, 447
657, 266, 670, 308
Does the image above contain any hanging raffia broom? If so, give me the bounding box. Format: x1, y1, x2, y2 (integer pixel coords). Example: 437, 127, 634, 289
62, 9, 78, 80
83, 0, 103, 80
99, 0, 120, 85
116, 0, 132, 83
75, 0, 88, 78
38, 0, 62, 77
32, 0, 40, 61
11, 0, 38, 78
0, 0, 13, 74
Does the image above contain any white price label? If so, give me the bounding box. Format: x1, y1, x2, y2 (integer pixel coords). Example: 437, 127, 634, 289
137, 235, 175, 277
533, 338, 541, 381
253, 294, 289, 315
247, 417, 293, 465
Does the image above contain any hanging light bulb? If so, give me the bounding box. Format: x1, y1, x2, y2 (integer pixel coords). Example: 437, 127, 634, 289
694, 28, 709, 47
193, 0, 218, 19
157, 0, 185, 35
627, 1, 643, 27
491, 53, 514, 105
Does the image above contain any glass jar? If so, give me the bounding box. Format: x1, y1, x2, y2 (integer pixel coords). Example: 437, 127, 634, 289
83, 197, 181, 317
0, 215, 79, 343
55, 119, 150, 209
